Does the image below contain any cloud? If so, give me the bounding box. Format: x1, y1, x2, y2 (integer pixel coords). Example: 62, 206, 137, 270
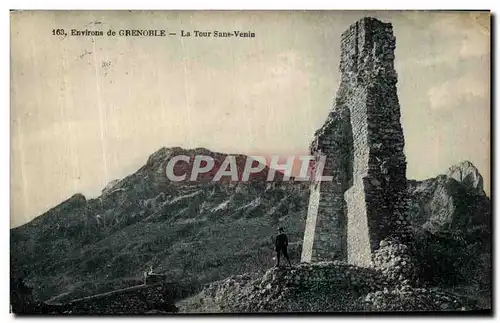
409, 12, 489, 69
427, 75, 489, 111
459, 36, 489, 59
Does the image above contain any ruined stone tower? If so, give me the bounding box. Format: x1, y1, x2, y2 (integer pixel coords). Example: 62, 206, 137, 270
301, 17, 408, 267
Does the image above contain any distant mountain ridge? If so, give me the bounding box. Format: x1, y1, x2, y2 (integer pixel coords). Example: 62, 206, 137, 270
11, 147, 307, 304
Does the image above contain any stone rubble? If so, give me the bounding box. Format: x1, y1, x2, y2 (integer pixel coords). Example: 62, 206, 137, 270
188, 262, 475, 313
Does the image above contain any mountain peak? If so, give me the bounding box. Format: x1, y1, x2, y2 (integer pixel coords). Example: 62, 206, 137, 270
446, 160, 485, 195
146, 147, 186, 166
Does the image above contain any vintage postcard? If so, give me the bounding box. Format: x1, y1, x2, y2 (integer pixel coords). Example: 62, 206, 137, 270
10, 10, 491, 314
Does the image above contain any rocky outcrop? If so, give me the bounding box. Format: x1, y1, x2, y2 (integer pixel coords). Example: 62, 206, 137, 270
446, 161, 485, 196
406, 162, 490, 299
407, 162, 490, 235
102, 179, 121, 195
143, 146, 284, 185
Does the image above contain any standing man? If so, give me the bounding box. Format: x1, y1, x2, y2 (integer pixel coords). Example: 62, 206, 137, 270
275, 227, 292, 267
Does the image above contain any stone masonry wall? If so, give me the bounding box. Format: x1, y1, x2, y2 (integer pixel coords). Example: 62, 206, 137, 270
344, 18, 409, 266
301, 101, 352, 262
302, 17, 410, 266
65, 282, 177, 314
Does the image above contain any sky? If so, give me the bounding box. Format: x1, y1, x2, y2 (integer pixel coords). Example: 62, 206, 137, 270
10, 11, 490, 227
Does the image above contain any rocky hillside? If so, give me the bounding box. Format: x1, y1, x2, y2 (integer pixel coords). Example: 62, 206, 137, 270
407, 161, 490, 235
10, 147, 490, 309
407, 161, 491, 298
10, 147, 309, 304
